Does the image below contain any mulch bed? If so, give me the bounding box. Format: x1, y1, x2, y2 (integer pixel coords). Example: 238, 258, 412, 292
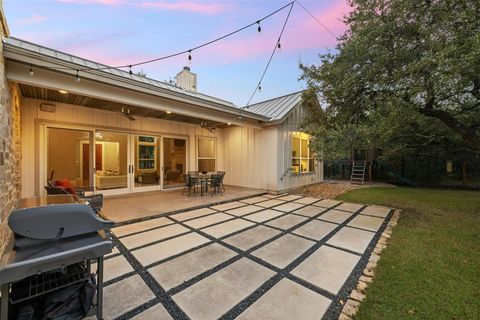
290, 181, 393, 199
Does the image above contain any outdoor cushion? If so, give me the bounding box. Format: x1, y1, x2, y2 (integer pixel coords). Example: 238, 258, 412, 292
55, 179, 76, 195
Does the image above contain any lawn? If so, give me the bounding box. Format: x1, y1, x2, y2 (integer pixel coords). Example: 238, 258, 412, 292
336, 187, 480, 320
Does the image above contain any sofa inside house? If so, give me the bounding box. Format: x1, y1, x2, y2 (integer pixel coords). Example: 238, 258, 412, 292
137, 171, 159, 185
95, 170, 128, 189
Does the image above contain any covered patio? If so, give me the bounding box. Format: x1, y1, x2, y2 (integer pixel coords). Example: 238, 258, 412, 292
100, 186, 266, 224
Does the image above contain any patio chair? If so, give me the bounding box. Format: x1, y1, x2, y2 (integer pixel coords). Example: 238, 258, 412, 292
45, 172, 103, 212
210, 174, 223, 196
182, 174, 196, 196
217, 171, 226, 192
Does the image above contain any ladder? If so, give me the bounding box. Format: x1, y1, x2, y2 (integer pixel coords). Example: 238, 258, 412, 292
350, 161, 366, 184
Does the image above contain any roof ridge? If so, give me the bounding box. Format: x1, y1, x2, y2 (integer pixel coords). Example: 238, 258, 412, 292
242, 90, 304, 109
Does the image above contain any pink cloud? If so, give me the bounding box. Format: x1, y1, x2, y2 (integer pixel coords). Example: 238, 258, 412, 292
58, 0, 123, 4
281, 1, 351, 49
136, 1, 227, 14
189, 1, 352, 63
15, 14, 46, 25
56, 0, 227, 14
14, 1, 352, 75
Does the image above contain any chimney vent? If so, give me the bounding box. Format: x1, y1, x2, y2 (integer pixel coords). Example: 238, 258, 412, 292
176, 66, 197, 92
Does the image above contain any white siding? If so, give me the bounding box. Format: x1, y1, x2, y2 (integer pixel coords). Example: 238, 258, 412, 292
223, 126, 278, 190
21, 98, 323, 196
224, 103, 323, 192
21, 98, 224, 198
276, 104, 323, 191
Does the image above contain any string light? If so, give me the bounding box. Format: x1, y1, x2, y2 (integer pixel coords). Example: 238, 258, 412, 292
31, 2, 294, 74
188, 50, 192, 63
28, 65, 34, 76
129, 65, 132, 75
246, 2, 294, 106
257, 20, 262, 32
75, 69, 80, 82
277, 40, 282, 50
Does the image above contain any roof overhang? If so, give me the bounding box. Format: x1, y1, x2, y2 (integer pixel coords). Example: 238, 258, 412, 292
3, 39, 269, 128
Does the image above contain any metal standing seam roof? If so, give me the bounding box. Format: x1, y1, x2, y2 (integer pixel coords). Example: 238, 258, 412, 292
4, 37, 308, 123
4, 37, 238, 108
243, 91, 304, 121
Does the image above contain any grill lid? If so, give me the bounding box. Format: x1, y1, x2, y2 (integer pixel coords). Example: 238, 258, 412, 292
9, 196, 114, 240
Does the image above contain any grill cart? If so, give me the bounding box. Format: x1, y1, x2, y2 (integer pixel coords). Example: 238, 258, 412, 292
0, 195, 114, 320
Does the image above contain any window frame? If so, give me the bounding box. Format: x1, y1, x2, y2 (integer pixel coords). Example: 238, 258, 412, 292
196, 137, 217, 171
137, 135, 157, 171
291, 132, 315, 174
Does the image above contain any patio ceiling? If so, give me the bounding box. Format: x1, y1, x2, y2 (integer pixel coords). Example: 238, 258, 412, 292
18, 83, 227, 127
5, 59, 265, 128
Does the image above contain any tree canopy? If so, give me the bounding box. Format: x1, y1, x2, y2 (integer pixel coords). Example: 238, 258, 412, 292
300, 0, 480, 171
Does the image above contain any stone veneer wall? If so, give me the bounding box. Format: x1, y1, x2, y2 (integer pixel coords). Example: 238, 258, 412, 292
0, 3, 21, 255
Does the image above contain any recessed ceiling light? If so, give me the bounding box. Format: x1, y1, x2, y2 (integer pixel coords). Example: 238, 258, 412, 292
58, 90, 68, 94
165, 110, 172, 114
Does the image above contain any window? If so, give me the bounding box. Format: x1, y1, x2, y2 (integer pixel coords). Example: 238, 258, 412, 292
137, 136, 157, 170
197, 137, 216, 172
291, 132, 315, 173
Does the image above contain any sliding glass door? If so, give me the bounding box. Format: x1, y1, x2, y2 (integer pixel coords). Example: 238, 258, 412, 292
132, 135, 161, 192
162, 137, 187, 189
47, 127, 93, 187
46, 127, 187, 195
94, 131, 130, 195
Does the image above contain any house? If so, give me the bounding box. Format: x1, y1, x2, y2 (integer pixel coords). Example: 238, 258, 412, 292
0, 9, 322, 224
1, 36, 323, 200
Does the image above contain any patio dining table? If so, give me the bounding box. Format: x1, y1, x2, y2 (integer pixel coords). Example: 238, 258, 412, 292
190, 173, 214, 196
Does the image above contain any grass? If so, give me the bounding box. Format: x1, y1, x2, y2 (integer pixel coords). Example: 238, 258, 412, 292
336, 187, 480, 320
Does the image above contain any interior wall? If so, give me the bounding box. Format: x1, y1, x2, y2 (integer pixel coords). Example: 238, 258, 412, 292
21, 97, 225, 197
47, 127, 85, 183
103, 142, 120, 172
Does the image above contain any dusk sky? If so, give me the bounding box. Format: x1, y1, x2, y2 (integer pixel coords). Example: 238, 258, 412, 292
4, 0, 350, 106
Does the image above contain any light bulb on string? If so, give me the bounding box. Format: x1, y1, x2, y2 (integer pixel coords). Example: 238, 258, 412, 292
258, 84, 262, 92
277, 40, 282, 51
28, 65, 34, 76
75, 69, 81, 83
188, 50, 192, 65
129, 65, 132, 75
257, 21, 261, 33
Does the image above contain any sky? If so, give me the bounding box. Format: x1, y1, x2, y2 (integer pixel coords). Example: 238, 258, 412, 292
3, 0, 351, 106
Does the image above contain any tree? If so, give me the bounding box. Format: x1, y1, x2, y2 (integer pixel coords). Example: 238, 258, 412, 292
300, 0, 480, 166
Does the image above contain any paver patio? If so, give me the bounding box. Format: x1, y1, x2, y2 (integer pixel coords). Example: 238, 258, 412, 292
96, 193, 393, 319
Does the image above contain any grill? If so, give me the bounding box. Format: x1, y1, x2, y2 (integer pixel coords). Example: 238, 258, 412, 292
0, 195, 114, 320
